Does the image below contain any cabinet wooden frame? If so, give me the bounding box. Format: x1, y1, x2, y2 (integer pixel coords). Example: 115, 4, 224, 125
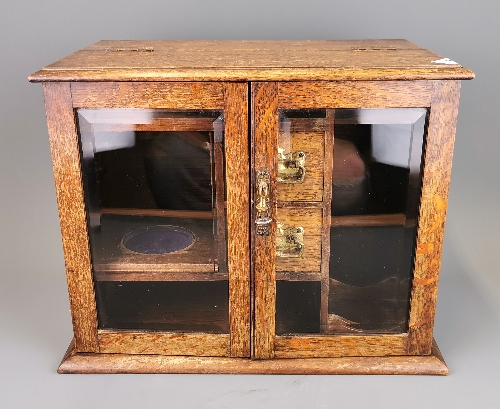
32, 40, 474, 374
42, 78, 459, 373
59, 337, 449, 374
252, 80, 460, 359
43, 81, 251, 358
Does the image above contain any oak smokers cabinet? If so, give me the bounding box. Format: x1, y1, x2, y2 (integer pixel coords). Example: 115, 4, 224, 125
29, 40, 474, 374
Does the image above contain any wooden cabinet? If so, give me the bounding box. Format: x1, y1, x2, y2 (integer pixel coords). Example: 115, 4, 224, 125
29, 40, 474, 374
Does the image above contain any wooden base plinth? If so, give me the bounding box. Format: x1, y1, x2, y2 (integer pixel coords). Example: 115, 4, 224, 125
58, 338, 448, 375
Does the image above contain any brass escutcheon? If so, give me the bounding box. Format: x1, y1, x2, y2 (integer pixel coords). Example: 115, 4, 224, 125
276, 222, 305, 258
255, 170, 272, 236
277, 148, 306, 184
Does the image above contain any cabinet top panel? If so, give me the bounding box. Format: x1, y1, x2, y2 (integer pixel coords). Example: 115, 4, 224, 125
29, 40, 474, 82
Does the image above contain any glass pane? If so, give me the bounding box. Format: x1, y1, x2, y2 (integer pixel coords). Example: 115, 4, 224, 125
276, 281, 320, 334
330, 108, 426, 334
77, 109, 228, 333
95, 281, 229, 332
275, 108, 426, 335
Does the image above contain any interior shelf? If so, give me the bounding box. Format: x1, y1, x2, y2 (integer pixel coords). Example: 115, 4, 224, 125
91, 213, 225, 282
330, 213, 410, 227
276, 272, 322, 281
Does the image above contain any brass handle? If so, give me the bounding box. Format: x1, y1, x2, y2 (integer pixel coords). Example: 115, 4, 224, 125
255, 170, 272, 236
277, 148, 306, 184
276, 222, 305, 258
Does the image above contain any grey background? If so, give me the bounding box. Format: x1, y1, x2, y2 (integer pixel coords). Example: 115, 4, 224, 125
1, 0, 499, 407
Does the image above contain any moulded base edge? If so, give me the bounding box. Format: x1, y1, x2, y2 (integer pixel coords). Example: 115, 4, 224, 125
58, 338, 448, 375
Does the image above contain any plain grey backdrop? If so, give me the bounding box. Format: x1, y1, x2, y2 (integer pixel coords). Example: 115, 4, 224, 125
1, 0, 499, 407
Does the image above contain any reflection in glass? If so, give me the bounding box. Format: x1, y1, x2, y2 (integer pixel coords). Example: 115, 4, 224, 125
95, 281, 229, 332
330, 109, 426, 334
275, 108, 426, 335
276, 281, 320, 335
77, 109, 228, 333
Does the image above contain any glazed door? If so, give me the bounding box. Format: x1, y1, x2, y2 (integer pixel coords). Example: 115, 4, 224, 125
61, 82, 250, 357
251, 81, 458, 358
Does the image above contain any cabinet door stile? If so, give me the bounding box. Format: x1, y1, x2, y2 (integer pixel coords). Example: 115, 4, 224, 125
251, 82, 279, 359
407, 80, 461, 355
43, 82, 99, 352
224, 83, 251, 357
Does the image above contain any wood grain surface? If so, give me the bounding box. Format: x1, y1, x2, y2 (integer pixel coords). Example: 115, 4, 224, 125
58, 338, 448, 375
42, 40, 459, 69
278, 81, 434, 109
224, 82, 251, 357
29, 40, 474, 82
98, 331, 230, 357
274, 334, 408, 358
276, 207, 322, 273
408, 81, 461, 355
71, 82, 224, 109
251, 82, 278, 359
30, 67, 475, 82
43, 83, 98, 352
277, 207, 322, 233
278, 128, 325, 202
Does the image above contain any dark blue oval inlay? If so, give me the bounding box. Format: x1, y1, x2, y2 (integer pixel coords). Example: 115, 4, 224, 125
123, 226, 194, 254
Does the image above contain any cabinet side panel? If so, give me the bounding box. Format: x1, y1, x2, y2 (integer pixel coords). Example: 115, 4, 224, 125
408, 81, 461, 355
251, 82, 279, 359
42, 82, 99, 352
224, 83, 251, 357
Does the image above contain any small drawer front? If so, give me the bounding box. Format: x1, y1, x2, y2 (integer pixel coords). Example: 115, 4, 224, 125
276, 207, 322, 273
278, 122, 325, 202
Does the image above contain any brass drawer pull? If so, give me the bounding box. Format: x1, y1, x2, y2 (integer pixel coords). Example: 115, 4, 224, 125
277, 148, 306, 184
276, 222, 304, 258
255, 170, 272, 236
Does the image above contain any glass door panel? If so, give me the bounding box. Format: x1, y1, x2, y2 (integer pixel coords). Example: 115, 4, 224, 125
77, 108, 228, 333
275, 108, 427, 335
